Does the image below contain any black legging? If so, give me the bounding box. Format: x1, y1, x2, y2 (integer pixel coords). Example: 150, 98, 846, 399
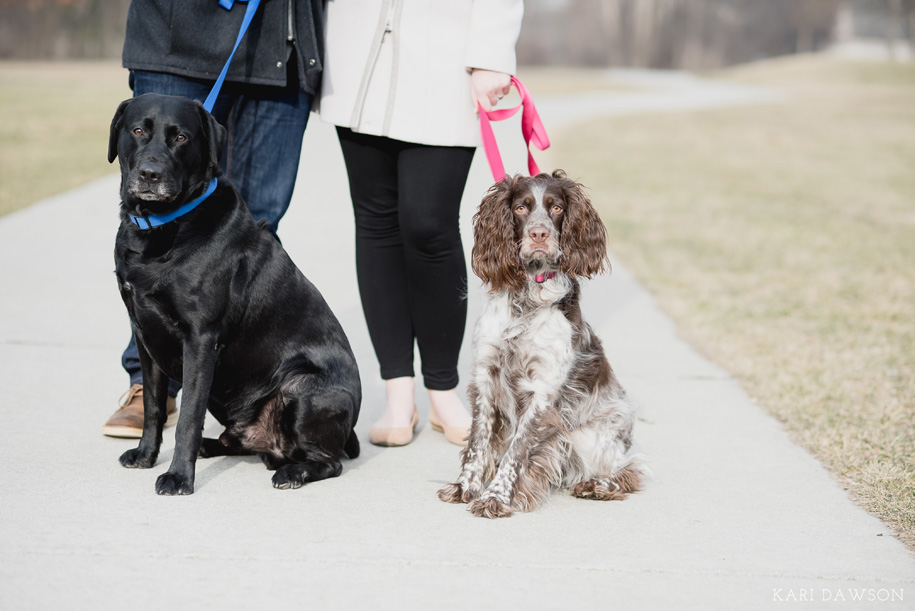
336, 127, 475, 391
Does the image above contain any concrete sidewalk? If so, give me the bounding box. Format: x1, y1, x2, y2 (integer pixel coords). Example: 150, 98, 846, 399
1, 77, 913, 610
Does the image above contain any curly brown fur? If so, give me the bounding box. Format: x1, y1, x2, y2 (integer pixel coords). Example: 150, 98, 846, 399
471, 170, 609, 293
469, 496, 515, 519
552, 170, 610, 278
570, 464, 643, 501
471, 175, 528, 293
440, 169, 643, 518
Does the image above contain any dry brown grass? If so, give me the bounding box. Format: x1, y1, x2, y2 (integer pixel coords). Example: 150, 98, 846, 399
517, 66, 629, 95
555, 55, 915, 548
0, 62, 622, 217
0, 60, 130, 216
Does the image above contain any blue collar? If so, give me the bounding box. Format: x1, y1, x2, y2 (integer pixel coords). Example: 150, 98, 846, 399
129, 178, 218, 231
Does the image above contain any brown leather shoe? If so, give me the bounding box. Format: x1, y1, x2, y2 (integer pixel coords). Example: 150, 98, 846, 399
101, 384, 178, 438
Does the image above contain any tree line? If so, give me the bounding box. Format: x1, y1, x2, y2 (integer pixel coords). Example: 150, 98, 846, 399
0, 0, 912, 68
517, 0, 913, 69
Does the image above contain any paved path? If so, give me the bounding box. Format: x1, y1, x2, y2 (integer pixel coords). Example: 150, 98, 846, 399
1, 73, 912, 610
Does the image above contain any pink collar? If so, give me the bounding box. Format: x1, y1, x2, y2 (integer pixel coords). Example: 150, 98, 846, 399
534, 272, 556, 283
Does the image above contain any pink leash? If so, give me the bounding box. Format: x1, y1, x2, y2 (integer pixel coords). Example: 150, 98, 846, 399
478, 76, 550, 182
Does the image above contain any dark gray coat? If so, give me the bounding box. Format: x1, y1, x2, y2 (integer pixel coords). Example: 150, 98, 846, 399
122, 0, 324, 94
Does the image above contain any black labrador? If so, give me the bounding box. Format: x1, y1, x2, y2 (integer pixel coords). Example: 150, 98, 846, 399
108, 93, 361, 495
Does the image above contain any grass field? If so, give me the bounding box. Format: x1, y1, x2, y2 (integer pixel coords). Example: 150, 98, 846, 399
556, 55, 915, 547
0, 61, 131, 216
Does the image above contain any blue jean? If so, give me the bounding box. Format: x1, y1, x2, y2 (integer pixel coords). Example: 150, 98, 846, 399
121, 68, 312, 393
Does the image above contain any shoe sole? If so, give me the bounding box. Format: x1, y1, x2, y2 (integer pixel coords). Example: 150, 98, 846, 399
101, 409, 179, 439
368, 409, 419, 447
428, 408, 470, 447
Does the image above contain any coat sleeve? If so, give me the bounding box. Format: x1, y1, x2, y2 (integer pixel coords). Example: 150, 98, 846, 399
463, 0, 524, 75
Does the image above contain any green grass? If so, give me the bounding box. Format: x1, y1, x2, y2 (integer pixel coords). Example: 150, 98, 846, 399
0, 61, 131, 216
553, 56, 915, 548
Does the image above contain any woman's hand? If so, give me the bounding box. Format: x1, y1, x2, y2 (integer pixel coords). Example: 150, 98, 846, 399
471, 69, 512, 113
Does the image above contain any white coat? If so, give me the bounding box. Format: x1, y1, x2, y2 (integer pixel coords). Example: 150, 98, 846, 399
318, 0, 524, 147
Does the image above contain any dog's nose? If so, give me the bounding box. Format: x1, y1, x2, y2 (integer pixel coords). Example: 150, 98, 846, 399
137, 161, 164, 184
529, 226, 550, 243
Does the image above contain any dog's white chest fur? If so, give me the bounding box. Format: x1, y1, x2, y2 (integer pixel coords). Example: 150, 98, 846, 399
472, 282, 575, 421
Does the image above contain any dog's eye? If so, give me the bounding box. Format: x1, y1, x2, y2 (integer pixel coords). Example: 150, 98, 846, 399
514, 204, 527, 214
132, 128, 144, 136
551, 204, 563, 214
175, 134, 188, 143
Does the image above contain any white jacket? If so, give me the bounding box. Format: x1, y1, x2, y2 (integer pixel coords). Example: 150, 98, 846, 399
318, 0, 524, 147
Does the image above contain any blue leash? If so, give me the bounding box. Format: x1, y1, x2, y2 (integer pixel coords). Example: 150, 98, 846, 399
204, 0, 262, 113
130, 1, 259, 230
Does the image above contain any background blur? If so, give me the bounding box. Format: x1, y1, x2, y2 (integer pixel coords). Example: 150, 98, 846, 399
1, 0, 913, 66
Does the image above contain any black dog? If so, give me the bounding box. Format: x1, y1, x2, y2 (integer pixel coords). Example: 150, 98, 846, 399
108, 93, 361, 495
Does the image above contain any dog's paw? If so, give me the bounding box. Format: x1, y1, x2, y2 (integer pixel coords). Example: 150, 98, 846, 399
155, 471, 194, 495
469, 496, 514, 519
438, 483, 464, 503
272, 464, 308, 490
197, 438, 224, 459
119, 448, 157, 469
438, 482, 480, 504
570, 478, 626, 501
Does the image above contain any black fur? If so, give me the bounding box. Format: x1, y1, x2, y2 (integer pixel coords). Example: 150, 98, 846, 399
109, 93, 361, 495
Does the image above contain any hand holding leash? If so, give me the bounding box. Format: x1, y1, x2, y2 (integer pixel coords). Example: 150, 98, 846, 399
471, 69, 512, 112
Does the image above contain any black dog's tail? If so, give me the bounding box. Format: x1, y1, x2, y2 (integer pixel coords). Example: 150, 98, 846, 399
344, 428, 360, 459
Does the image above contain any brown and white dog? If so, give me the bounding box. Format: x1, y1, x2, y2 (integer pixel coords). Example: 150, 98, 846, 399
438, 170, 644, 518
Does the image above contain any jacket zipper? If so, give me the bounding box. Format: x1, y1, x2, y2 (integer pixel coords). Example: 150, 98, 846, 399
287, 0, 295, 41
381, 0, 402, 135
384, 0, 395, 33
350, 0, 396, 128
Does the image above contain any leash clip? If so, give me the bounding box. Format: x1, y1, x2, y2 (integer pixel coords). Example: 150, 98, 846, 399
133, 215, 152, 230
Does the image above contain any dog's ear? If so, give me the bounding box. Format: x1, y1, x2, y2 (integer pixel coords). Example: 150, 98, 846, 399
556, 171, 610, 278
108, 99, 132, 164
472, 175, 526, 293
195, 102, 226, 174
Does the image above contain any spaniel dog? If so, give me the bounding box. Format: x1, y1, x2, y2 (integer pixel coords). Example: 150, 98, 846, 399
438, 170, 643, 518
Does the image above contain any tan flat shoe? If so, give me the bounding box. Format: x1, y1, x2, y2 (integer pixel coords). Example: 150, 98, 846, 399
368, 406, 419, 447
428, 405, 470, 447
